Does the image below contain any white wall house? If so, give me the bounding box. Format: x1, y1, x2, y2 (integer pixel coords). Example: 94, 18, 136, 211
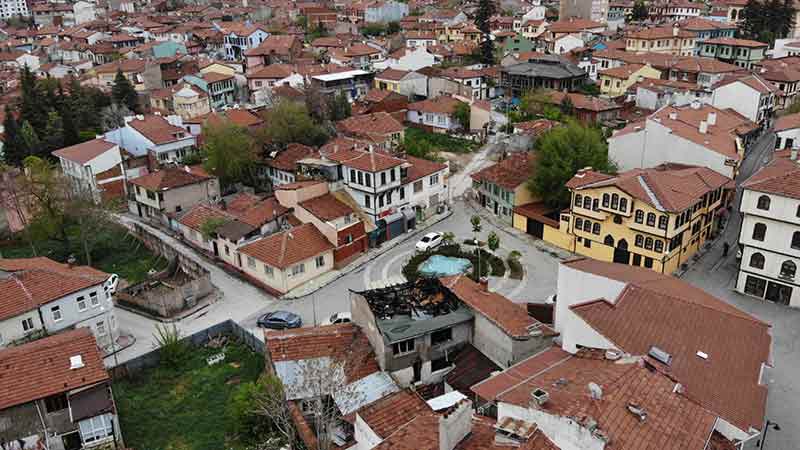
774, 113, 800, 149
712, 74, 776, 128
0, 0, 29, 19
104, 114, 197, 162
376, 46, 439, 72
365, 0, 408, 23
52, 139, 126, 204
737, 154, 800, 307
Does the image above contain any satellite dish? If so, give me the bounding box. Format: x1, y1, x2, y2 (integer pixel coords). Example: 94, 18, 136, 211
588, 382, 603, 400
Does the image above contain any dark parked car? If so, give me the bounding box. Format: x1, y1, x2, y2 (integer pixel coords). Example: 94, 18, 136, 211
257, 310, 302, 329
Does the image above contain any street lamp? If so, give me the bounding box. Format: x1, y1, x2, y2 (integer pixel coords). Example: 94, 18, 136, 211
757, 420, 780, 450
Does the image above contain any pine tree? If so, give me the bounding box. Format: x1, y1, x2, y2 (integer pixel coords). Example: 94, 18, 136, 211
2, 105, 24, 166
629, 0, 649, 21
41, 111, 64, 155
475, 0, 497, 65
111, 69, 138, 113
19, 121, 41, 158
19, 66, 48, 132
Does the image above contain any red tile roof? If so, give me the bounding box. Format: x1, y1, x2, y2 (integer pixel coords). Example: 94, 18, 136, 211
268, 143, 319, 172
562, 257, 771, 431
773, 111, 800, 132
325, 148, 405, 172
299, 193, 354, 221
408, 95, 465, 115
703, 37, 768, 47
128, 115, 189, 144
375, 68, 409, 81
470, 152, 536, 191
403, 156, 447, 183
178, 203, 231, 230
373, 414, 440, 450
244, 34, 299, 56
741, 152, 800, 200
441, 275, 555, 339
0, 328, 109, 410
456, 416, 559, 450
239, 223, 333, 269
130, 166, 213, 191
356, 389, 431, 439
52, 139, 117, 164
337, 112, 404, 138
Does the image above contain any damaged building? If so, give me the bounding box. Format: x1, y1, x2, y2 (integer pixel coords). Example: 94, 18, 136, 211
350, 275, 557, 387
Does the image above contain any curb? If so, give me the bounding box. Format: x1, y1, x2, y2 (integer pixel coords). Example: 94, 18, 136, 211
114, 300, 213, 323
103, 335, 137, 359
282, 209, 455, 300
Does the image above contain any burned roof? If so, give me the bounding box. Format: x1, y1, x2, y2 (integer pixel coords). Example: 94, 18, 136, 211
353, 278, 474, 344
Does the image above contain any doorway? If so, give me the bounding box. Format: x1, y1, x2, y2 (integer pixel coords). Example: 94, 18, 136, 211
526, 218, 544, 238
212, 241, 219, 257
613, 239, 630, 264
765, 281, 792, 305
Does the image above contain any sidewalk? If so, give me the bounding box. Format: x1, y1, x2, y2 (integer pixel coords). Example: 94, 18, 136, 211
282, 207, 454, 299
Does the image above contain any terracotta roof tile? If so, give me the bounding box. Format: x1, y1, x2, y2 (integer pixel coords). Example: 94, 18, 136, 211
408, 95, 465, 115
375, 68, 409, 81
704, 37, 768, 47
130, 166, 212, 191
0, 328, 109, 410
239, 223, 333, 269
52, 139, 117, 164
357, 389, 431, 438
128, 115, 189, 145
403, 156, 447, 183
325, 148, 405, 172
741, 152, 800, 200
267, 143, 319, 172
373, 414, 440, 450
299, 193, 353, 221
470, 152, 536, 191
337, 112, 404, 137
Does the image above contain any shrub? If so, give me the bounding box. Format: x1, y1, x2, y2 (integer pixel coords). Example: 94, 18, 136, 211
153, 323, 189, 367
507, 256, 523, 280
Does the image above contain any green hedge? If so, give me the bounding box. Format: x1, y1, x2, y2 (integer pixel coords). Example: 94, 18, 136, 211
402, 244, 504, 282
507, 257, 523, 280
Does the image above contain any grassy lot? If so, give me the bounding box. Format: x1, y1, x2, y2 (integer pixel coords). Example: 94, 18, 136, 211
114, 341, 265, 450
0, 224, 167, 284
405, 127, 480, 155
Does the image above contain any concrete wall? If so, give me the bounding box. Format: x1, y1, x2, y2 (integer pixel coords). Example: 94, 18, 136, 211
240, 248, 334, 293
117, 274, 213, 317
499, 402, 605, 450
161, 179, 221, 214
349, 292, 388, 371
0, 310, 44, 347
40, 283, 117, 348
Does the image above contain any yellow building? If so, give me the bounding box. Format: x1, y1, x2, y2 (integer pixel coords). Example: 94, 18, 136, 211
598, 63, 661, 97
374, 68, 406, 93
624, 25, 696, 56
515, 164, 731, 274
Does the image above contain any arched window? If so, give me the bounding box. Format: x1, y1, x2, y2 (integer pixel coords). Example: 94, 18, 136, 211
752, 223, 767, 241
611, 193, 619, 209
592, 223, 601, 235
654, 240, 664, 253
658, 215, 668, 230
757, 195, 771, 211
592, 198, 599, 211
635, 234, 644, 247
575, 217, 583, 230
644, 237, 654, 250
792, 232, 800, 249
602, 193, 610, 207
646, 212, 656, 227
583, 196, 591, 209
619, 198, 628, 213
781, 260, 797, 279
604, 235, 615, 246
750, 252, 765, 269
575, 194, 582, 207
584, 220, 592, 232
635, 210, 644, 224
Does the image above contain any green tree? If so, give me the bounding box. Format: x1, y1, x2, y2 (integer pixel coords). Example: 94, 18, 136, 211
454, 102, 471, 130
21, 156, 71, 255
628, 0, 649, 21
559, 96, 574, 117
257, 101, 329, 148
740, 0, 794, 44
19, 121, 41, 157
528, 120, 615, 209
328, 92, 352, 121
202, 121, 256, 186
475, 0, 497, 64
41, 111, 65, 155
19, 66, 48, 132
471, 215, 482, 234
200, 217, 229, 240
487, 231, 499, 252
2, 105, 24, 166
387, 21, 401, 34
111, 69, 138, 112
520, 89, 553, 119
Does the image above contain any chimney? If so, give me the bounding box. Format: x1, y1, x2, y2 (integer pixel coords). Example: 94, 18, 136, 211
438, 400, 472, 450
791, 148, 798, 161
668, 111, 677, 120
478, 276, 489, 292
699, 120, 708, 134
67, 255, 77, 269
673, 25, 679, 36
707, 111, 717, 126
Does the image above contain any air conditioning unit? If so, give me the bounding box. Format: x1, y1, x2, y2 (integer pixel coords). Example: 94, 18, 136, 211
531, 388, 549, 406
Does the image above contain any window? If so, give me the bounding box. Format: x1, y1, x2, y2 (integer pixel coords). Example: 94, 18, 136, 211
619, 198, 627, 213
431, 356, 451, 372
45, 393, 68, 413
90, 292, 99, 307
584, 239, 591, 248
583, 220, 591, 232
315, 255, 325, 268
635, 234, 644, 247
381, 172, 387, 185
22, 317, 34, 332
365, 195, 371, 208
79, 414, 114, 444
431, 327, 452, 345
757, 195, 771, 210
247, 256, 256, 268
654, 240, 664, 253
611, 193, 619, 209
658, 215, 668, 230
781, 261, 797, 279
602, 193, 610, 207
646, 213, 656, 227
390, 169, 396, 182
592, 199, 599, 211
357, 172, 363, 185
430, 174, 439, 185
392, 338, 415, 355
792, 232, 800, 249
414, 180, 423, 193
752, 223, 767, 241
750, 252, 765, 269
264, 264, 274, 277
51, 306, 62, 322
96, 320, 106, 336
592, 222, 600, 235
399, 187, 405, 200
744, 275, 767, 297
365, 173, 372, 187
350, 169, 356, 183
583, 196, 591, 209
77, 296, 87, 312
575, 217, 583, 230
575, 194, 582, 207
644, 237, 653, 250
635, 210, 644, 224
291, 263, 305, 276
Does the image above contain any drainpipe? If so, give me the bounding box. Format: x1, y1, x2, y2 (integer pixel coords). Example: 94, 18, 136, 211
35, 402, 51, 450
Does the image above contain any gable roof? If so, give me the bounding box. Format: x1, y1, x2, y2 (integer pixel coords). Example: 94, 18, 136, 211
337, 112, 404, 137
741, 152, 800, 200
562, 257, 771, 431
0, 328, 109, 410
407, 95, 464, 115
129, 166, 213, 191
403, 156, 448, 183
356, 389, 431, 439
299, 193, 354, 221
325, 148, 405, 172
470, 152, 536, 191
239, 223, 334, 269
267, 143, 319, 172
52, 139, 117, 164
127, 114, 189, 145
773, 111, 800, 132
